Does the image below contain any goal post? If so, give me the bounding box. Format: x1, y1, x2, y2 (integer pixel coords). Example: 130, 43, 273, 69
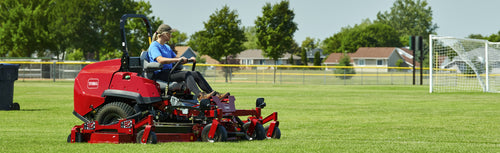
429, 35, 500, 93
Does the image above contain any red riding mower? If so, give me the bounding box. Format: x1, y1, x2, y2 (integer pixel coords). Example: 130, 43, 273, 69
67, 14, 280, 144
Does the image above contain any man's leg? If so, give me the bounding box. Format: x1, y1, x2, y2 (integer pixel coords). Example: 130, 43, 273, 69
191, 71, 213, 93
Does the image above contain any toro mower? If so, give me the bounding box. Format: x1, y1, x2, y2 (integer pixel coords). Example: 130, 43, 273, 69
67, 14, 280, 144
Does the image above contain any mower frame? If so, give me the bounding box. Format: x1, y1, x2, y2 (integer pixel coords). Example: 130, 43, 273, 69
68, 14, 280, 143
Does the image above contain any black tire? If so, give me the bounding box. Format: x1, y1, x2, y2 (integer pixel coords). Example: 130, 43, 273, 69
95, 102, 135, 125
201, 123, 227, 142
242, 122, 266, 140
136, 129, 157, 144
10, 103, 20, 110
264, 125, 281, 139
67, 132, 83, 143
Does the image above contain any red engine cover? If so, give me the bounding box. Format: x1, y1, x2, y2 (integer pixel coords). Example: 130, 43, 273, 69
73, 59, 161, 116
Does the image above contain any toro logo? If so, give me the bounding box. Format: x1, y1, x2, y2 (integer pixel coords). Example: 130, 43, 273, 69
87, 78, 99, 89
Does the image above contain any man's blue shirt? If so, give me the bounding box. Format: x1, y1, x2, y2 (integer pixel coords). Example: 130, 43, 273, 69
147, 41, 176, 70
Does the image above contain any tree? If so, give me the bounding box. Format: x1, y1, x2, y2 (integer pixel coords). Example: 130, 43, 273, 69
376, 0, 438, 42
334, 53, 355, 79
322, 20, 401, 54
301, 37, 319, 52
300, 48, 308, 65
169, 31, 188, 46
287, 41, 301, 65
124, 0, 164, 58
300, 37, 319, 65
255, 0, 297, 83
243, 26, 258, 49
189, 5, 246, 62
468, 31, 500, 42
313, 51, 321, 66
0, 0, 160, 61
255, 0, 298, 62
0, 0, 57, 57
188, 5, 246, 82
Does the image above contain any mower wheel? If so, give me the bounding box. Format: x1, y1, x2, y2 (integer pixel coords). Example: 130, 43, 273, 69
242, 122, 266, 140
264, 126, 281, 139
201, 124, 227, 142
136, 129, 157, 144
66, 132, 83, 143
95, 102, 135, 125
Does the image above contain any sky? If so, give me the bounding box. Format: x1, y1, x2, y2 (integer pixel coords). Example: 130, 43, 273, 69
146, 0, 500, 44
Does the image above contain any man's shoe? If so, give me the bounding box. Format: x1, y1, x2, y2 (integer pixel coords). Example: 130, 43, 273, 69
198, 91, 216, 101
217, 92, 230, 99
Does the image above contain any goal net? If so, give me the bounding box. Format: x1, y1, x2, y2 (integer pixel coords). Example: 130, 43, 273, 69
429, 35, 500, 93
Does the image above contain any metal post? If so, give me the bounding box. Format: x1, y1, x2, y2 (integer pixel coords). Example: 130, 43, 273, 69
485, 41, 489, 92
429, 35, 433, 93
279, 68, 282, 84
53, 61, 56, 82
302, 67, 305, 85
255, 67, 258, 84
343, 68, 346, 85
323, 65, 326, 85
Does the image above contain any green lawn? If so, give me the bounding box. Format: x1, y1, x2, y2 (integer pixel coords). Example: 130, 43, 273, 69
1, 81, 499, 152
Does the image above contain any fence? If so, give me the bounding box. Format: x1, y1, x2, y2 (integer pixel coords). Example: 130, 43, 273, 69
0, 61, 428, 85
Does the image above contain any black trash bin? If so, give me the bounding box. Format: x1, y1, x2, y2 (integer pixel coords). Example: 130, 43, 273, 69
0, 63, 20, 110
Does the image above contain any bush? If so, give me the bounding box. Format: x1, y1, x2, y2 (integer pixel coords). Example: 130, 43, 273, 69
335, 53, 355, 79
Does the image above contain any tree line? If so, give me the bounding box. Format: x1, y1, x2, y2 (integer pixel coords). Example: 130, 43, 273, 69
0, 0, 169, 61
2, 0, 499, 66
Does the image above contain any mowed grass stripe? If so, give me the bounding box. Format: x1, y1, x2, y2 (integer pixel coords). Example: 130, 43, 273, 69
0, 81, 498, 152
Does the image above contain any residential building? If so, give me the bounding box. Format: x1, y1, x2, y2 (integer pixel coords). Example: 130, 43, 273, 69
306, 48, 327, 65
323, 47, 420, 72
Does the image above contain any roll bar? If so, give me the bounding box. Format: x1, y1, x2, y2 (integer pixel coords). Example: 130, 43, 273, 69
119, 14, 153, 72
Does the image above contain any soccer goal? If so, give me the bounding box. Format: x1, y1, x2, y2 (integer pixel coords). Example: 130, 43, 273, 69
429, 35, 500, 93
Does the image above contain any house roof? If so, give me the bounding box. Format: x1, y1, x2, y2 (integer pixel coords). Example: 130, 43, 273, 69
351, 47, 396, 59
324, 47, 421, 67
174, 46, 190, 57
236, 49, 300, 59
324, 53, 354, 64
396, 48, 420, 67
173, 46, 220, 64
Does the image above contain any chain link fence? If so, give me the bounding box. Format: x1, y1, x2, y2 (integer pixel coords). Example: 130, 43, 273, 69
0, 61, 428, 85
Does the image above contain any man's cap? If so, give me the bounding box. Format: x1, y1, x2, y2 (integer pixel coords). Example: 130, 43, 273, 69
157, 24, 177, 33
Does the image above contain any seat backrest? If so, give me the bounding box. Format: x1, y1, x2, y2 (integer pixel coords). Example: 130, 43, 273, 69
140, 51, 149, 66
140, 51, 154, 79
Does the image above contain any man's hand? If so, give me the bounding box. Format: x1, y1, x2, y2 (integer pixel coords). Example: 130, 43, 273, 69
189, 57, 196, 63
179, 57, 188, 64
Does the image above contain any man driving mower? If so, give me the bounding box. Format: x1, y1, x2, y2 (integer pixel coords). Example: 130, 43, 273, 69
147, 24, 229, 100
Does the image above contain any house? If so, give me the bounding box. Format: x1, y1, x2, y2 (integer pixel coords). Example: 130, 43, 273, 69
174, 47, 302, 67
235, 49, 301, 68
306, 48, 327, 65
174, 46, 220, 65
323, 53, 354, 70
324, 53, 354, 65
323, 47, 420, 72
174, 46, 196, 58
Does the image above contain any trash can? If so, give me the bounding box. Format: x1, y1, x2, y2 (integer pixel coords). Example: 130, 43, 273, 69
0, 63, 20, 110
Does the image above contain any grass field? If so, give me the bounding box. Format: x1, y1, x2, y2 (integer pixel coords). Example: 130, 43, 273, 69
1, 80, 499, 152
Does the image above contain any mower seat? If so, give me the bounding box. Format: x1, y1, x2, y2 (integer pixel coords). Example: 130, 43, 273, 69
140, 51, 186, 93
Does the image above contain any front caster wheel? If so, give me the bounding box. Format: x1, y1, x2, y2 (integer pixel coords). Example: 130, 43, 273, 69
201, 123, 227, 142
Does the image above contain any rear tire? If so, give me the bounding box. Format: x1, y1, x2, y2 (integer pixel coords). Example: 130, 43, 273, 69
264, 126, 281, 139
201, 124, 227, 142
95, 102, 135, 125
242, 122, 266, 140
136, 129, 157, 144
